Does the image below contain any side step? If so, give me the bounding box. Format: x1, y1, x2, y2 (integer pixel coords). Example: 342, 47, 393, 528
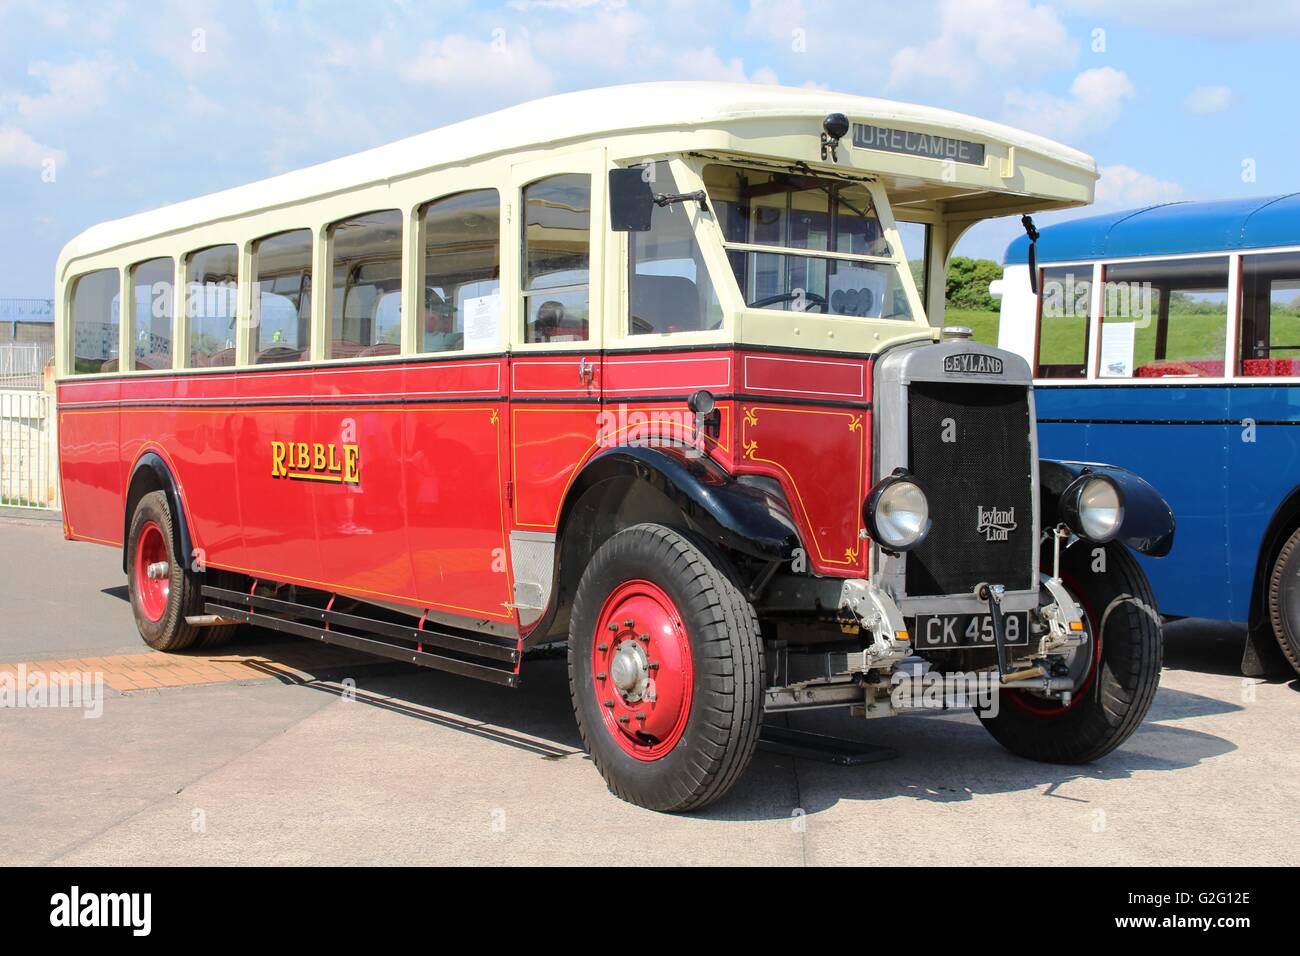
201, 585, 521, 687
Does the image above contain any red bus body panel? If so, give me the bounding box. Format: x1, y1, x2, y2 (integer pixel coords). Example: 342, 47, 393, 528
57, 347, 873, 632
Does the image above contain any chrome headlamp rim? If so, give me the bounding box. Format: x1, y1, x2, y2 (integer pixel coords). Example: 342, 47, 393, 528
864, 468, 932, 552
1061, 472, 1125, 544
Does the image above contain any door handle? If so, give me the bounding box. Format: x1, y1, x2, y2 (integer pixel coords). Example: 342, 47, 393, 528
578, 357, 595, 386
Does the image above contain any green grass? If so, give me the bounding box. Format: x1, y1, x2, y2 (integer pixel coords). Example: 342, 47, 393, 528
943, 307, 1000, 346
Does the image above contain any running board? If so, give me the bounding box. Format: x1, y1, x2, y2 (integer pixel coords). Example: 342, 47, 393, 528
201, 585, 521, 688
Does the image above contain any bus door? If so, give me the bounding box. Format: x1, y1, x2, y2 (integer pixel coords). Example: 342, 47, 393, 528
506, 150, 607, 630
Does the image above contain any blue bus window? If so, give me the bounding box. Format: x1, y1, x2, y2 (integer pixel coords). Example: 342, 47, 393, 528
1240, 251, 1300, 376
1099, 257, 1228, 379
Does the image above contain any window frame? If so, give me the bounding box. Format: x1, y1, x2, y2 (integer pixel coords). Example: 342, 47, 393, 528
506, 150, 606, 354
66, 266, 123, 376
325, 208, 406, 361
181, 242, 242, 370
413, 187, 504, 358
249, 228, 314, 366
126, 256, 176, 373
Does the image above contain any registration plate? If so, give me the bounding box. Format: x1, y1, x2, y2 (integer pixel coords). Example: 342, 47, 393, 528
913, 611, 1030, 649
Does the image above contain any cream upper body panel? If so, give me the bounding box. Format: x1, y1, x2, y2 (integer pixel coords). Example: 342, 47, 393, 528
57, 81, 1097, 275
55, 82, 1098, 374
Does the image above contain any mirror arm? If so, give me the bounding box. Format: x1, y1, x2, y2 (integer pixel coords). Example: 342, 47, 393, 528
654, 190, 708, 211
1021, 214, 1041, 295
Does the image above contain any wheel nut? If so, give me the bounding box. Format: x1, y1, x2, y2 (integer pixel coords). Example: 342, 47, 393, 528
604, 700, 615, 708
596, 672, 606, 681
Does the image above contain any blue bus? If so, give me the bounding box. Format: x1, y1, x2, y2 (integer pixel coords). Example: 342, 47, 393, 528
997, 194, 1300, 676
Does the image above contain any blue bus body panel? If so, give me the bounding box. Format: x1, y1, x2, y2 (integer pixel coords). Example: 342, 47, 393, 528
1035, 384, 1300, 623
1005, 193, 1300, 265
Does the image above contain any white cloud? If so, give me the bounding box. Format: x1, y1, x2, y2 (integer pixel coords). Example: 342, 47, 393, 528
506, 0, 610, 10
1003, 66, 1135, 140
1094, 164, 1184, 209
1184, 85, 1232, 115
0, 126, 65, 170
1060, 1, 1300, 40
401, 33, 555, 97
10, 55, 123, 123
889, 0, 1077, 92
670, 47, 779, 85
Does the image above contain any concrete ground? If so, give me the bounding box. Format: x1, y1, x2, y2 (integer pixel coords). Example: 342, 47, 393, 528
1, 510, 1297, 866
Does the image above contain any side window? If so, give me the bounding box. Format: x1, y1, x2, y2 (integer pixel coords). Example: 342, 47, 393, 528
420, 189, 500, 353
1100, 257, 1228, 378
69, 268, 121, 374
627, 161, 719, 335
522, 174, 590, 344
1034, 265, 1091, 378
130, 258, 173, 370
329, 210, 402, 359
253, 229, 312, 364
185, 244, 239, 368
1240, 251, 1300, 376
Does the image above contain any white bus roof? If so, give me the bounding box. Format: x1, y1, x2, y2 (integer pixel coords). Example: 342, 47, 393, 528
60, 81, 1096, 267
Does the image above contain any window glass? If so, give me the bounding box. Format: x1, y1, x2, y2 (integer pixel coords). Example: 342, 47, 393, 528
1035, 265, 1091, 378
1240, 252, 1300, 376
705, 164, 890, 257
70, 269, 121, 374
628, 161, 720, 335
185, 244, 239, 367
1100, 257, 1228, 378
329, 210, 402, 359
130, 258, 172, 371
895, 221, 930, 305
253, 229, 312, 364
523, 174, 590, 343
421, 189, 500, 353
703, 163, 911, 319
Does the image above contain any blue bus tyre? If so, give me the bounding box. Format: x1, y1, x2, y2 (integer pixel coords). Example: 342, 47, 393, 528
1265, 527, 1300, 675
976, 541, 1163, 763
567, 523, 764, 813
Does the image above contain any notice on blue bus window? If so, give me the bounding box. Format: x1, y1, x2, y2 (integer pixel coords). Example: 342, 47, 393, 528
1100, 322, 1135, 377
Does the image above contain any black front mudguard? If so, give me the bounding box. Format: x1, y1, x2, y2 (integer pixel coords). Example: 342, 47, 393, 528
1040, 460, 1175, 557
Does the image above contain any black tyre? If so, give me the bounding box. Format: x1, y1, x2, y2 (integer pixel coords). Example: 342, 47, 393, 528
567, 523, 763, 812
126, 491, 235, 651
1266, 526, 1300, 675
978, 540, 1162, 763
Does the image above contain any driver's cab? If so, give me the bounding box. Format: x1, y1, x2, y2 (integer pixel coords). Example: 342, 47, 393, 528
603, 95, 1097, 356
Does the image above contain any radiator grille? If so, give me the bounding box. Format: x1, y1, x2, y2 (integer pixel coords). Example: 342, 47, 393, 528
905, 381, 1034, 596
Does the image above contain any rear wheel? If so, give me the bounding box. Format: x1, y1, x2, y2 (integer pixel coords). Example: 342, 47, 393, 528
1265, 526, 1300, 675
977, 540, 1162, 763
567, 524, 763, 812
126, 491, 235, 651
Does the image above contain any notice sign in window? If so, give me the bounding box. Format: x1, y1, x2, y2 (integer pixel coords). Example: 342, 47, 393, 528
852, 123, 986, 166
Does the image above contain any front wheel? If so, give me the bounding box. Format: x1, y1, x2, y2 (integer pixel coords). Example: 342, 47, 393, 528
567, 524, 764, 812
1265, 526, 1300, 675
126, 490, 235, 651
977, 540, 1162, 763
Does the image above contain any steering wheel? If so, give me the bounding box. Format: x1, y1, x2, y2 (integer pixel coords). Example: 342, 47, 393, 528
750, 290, 828, 313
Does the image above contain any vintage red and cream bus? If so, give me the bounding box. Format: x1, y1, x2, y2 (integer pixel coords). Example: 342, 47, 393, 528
54, 83, 1174, 811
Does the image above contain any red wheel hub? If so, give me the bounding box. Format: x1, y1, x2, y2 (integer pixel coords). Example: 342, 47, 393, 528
591, 579, 694, 760
134, 520, 170, 622
1008, 570, 1101, 718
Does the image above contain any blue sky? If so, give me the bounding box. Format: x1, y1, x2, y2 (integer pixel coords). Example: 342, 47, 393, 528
2, 0, 1299, 298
